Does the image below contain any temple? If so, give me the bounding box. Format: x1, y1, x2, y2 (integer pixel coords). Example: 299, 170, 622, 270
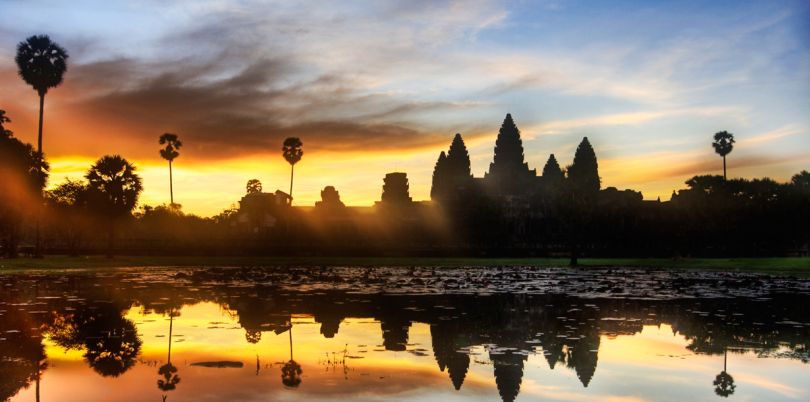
431, 113, 596, 204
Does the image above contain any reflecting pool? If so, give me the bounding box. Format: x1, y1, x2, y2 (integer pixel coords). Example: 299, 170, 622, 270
1, 266, 809, 401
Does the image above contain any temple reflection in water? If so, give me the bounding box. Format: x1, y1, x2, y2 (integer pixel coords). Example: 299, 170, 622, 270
1, 268, 808, 401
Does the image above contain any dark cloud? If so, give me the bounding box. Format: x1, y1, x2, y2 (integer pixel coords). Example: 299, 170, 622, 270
663, 154, 808, 180
59, 54, 471, 160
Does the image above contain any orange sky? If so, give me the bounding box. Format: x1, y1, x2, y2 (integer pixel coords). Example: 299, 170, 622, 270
2, 1, 808, 216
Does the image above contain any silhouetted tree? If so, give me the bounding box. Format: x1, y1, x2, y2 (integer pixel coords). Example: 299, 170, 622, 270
159, 133, 182, 205
281, 328, 302, 387
85, 155, 143, 257
712, 131, 735, 180
0, 112, 48, 257
45, 179, 92, 255
157, 310, 181, 398
713, 348, 735, 397
49, 302, 142, 378
0, 306, 47, 402
15, 35, 68, 155
792, 170, 810, 193
282, 137, 303, 204
246, 179, 262, 194
245, 330, 262, 344
281, 360, 302, 387
0, 110, 11, 138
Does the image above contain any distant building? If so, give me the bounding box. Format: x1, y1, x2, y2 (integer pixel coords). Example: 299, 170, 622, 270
378, 172, 412, 207
315, 186, 345, 209
484, 113, 537, 197
237, 189, 291, 233
430, 113, 608, 210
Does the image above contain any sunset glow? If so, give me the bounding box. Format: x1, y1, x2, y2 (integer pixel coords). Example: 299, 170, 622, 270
1, 1, 808, 215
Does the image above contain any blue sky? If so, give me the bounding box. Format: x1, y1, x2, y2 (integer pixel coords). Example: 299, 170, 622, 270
1, 0, 808, 214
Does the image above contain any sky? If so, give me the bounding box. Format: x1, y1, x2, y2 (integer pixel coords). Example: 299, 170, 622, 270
1, 0, 808, 216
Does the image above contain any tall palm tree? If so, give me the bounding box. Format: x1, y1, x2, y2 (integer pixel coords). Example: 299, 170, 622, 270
712, 131, 735, 180
15, 35, 68, 155
281, 326, 302, 387
158, 133, 182, 205
158, 309, 181, 400
85, 155, 143, 257
282, 137, 303, 204
713, 347, 735, 397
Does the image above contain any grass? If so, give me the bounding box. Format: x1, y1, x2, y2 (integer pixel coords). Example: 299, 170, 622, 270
0, 255, 808, 276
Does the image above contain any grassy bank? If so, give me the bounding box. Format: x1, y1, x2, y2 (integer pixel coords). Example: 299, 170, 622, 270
1, 255, 808, 275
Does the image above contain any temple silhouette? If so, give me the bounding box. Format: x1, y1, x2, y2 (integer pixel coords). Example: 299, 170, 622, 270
3, 107, 809, 258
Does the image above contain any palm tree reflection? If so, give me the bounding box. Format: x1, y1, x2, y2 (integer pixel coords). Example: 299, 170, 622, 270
713, 347, 735, 398
281, 325, 302, 388
157, 309, 181, 400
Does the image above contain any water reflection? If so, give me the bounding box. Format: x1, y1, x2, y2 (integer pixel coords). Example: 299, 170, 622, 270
282, 328, 302, 388
157, 309, 180, 401
714, 348, 735, 398
0, 267, 808, 401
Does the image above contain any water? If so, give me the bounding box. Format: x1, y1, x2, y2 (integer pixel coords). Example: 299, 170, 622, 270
1, 266, 809, 401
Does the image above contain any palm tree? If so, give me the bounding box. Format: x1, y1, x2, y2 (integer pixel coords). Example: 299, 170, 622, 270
282, 137, 303, 204
713, 348, 735, 398
281, 326, 302, 387
158, 133, 182, 205
85, 155, 143, 257
712, 131, 735, 180
158, 309, 181, 400
15, 35, 68, 155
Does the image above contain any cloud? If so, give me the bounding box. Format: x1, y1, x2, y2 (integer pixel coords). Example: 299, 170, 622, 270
527, 107, 742, 136
61, 57, 479, 159
2, 0, 807, 213
1, 0, 512, 161
738, 124, 804, 146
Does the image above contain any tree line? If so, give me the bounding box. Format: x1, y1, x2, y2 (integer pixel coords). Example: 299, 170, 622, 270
2, 35, 808, 259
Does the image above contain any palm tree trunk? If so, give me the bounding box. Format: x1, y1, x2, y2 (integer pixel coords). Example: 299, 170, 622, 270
289, 164, 294, 205
168, 312, 173, 363
35, 366, 40, 402
723, 155, 727, 180
35, 94, 45, 258
289, 327, 293, 361
723, 348, 727, 372
169, 160, 174, 205
37, 94, 44, 154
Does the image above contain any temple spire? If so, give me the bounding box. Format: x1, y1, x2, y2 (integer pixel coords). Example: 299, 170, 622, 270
485, 113, 535, 194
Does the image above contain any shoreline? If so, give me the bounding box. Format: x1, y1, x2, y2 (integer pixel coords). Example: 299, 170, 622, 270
1, 255, 808, 276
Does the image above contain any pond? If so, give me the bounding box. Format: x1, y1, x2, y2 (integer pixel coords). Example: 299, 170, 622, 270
1, 266, 809, 401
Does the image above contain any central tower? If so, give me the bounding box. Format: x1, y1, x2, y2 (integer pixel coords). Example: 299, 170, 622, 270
484, 113, 535, 195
